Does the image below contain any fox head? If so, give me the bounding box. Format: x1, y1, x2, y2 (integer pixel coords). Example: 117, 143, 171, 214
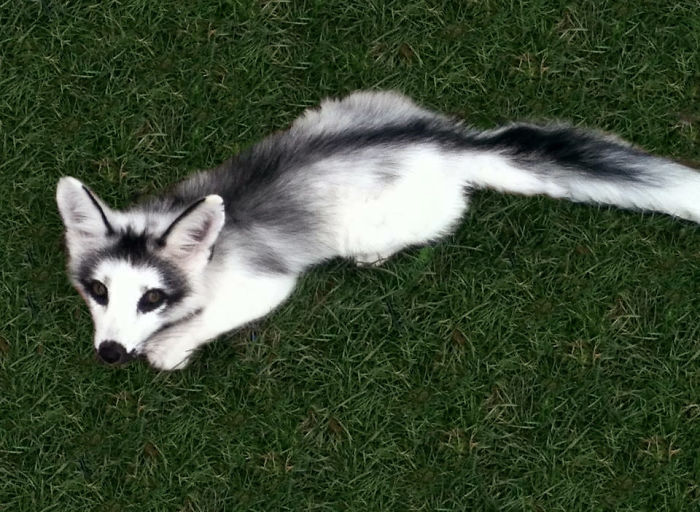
56, 177, 225, 365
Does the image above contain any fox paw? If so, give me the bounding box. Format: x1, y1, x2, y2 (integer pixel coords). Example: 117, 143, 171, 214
354, 252, 392, 267
144, 343, 193, 371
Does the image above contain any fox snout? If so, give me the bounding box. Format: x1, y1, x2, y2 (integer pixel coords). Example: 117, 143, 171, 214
97, 340, 136, 365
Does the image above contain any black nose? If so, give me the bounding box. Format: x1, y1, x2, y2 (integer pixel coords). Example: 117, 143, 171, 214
97, 341, 127, 364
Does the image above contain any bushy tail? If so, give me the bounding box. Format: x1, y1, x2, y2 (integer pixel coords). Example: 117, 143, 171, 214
460, 123, 700, 224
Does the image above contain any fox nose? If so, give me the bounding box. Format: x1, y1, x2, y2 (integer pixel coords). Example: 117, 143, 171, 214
97, 341, 128, 365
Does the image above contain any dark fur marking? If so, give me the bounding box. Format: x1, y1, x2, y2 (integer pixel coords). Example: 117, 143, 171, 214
305, 119, 652, 182
113, 229, 150, 260
75, 229, 190, 308
157, 197, 207, 247
150, 308, 203, 338
469, 124, 652, 182
293, 119, 652, 183
82, 185, 115, 235
250, 250, 290, 275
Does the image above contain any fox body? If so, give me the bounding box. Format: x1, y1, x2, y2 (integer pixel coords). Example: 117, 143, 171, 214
56, 91, 700, 370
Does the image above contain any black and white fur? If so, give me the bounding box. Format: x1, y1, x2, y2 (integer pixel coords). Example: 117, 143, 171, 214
56, 91, 700, 370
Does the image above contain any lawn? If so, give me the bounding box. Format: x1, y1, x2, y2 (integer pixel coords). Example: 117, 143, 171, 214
1, 1, 699, 510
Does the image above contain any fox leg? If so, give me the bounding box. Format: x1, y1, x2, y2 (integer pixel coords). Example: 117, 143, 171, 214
144, 272, 298, 370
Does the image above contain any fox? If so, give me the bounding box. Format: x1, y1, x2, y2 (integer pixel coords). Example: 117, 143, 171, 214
56, 90, 700, 370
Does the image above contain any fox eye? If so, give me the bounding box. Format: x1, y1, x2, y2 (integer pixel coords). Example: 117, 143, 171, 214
138, 289, 167, 313
87, 280, 108, 305
146, 289, 163, 304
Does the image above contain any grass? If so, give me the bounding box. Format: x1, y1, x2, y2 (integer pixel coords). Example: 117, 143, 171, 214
1, 0, 699, 510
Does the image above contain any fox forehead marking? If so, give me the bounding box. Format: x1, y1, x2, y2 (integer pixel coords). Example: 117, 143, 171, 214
94, 260, 164, 292
80, 255, 189, 300
75, 227, 191, 296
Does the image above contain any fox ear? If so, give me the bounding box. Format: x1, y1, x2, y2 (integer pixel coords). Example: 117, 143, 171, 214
158, 195, 225, 268
56, 177, 115, 256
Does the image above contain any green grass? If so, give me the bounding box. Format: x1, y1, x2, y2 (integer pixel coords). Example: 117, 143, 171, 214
1, 0, 699, 510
